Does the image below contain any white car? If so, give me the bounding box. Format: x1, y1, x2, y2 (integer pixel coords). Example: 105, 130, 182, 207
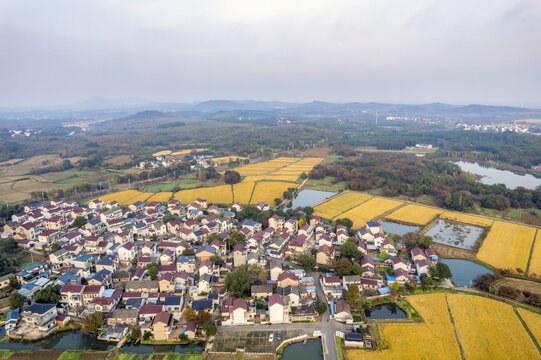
269, 333, 274, 343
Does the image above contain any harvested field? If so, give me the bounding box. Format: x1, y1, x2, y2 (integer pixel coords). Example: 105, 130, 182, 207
107, 155, 132, 165
302, 147, 331, 157
440, 211, 494, 227
152, 150, 172, 157
477, 221, 537, 272
495, 277, 541, 295
337, 197, 403, 229
386, 204, 442, 225
313, 191, 373, 219
9, 350, 64, 360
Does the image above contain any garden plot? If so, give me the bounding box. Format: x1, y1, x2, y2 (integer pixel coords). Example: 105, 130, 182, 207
424, 220, 485, 250
212, 330, 303, 353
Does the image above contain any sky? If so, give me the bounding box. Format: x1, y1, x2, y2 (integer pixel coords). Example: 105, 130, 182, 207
0, 0, 540, 108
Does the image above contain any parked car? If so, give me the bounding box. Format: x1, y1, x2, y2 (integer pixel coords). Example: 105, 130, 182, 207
277, 332, 282, 341
269, 333, 274, 343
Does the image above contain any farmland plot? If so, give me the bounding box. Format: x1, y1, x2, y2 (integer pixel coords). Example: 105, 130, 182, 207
174, 184, 233, 204
146, 192, 172, 202
477, 221, 537, 272
337, 197, 403, 229
249, 181, 296, 204
386, 204, 442, 225
313, 192, 373, 219
440, 211, 494, 227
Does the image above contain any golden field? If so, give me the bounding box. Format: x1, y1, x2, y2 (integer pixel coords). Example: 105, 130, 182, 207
97, 189, 153, 205
477, 221, 537, 272
440, 211, 494, 227
243, 175, 299, 182
348, 294, 541, 360
146, 192, 172, 202
211, 156, 248, 165
232, 181, 257, 204
152, 150, 172, 157
525, 231, 541, 276
229, 157, 300, 175
171, 148, 208, 156
337, 197, 403, 229
249, 181, 296, 204
347, 293, 460, 360
386, 204, 442, 225
174, 184, 233, 204
447, 294, 539, 360
517, 308, 541, 345
313, 192, 373, 219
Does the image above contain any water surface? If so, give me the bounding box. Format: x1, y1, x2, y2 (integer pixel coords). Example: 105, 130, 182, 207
425, 220, 484, 250
291, 189, 337, 209
452, 161, 541, 190
281, 338, 323, 360
0, 328, 114, 351
440, 258, 492, 287
381, 221, 420, 236
364, 303, 407, 319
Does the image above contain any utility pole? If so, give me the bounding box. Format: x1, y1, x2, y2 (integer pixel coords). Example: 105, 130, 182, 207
376, 104, 378, 126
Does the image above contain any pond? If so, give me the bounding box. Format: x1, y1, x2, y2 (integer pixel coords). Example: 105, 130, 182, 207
0, 328, 114, 351
364, 303, 408, 319
425, 220, 484, 250
440, 258, 492, 287
291, 189, 337, 209
452, 161, 541, 190
381, 221, 420, 236
0, 327, 203, 354
281, 338, 323, 360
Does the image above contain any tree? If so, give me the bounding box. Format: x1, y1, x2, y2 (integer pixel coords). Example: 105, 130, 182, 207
162, 215, 176, 224
146, 263, 159, 280
420, 275, 433, 290
298, 216, 306, 227
499, 286, 518, 299
351, 262, 363, 276
143, 331, 152, 341
391, 281, 400, 293
225, 265, 254, 298
341, 242, 361, 260
303, 206, 314, 215
71, 216, 87, 228
34, 285, 60, 303
210, 255, 223, 265
183, 308, 197, 322
224, 170, 241, 184
9, 292, 26, 309
51, 243, 61, 252
227, 231, 246, 252
315, 301, 327, 315
182, 248, 195, 256
131, 327, 141, 340
416, 235, 433, 249
206, 233, 221, 244
296, 254, 316, 270
179, 334, 189, 341
346, 284, 360, 306
429, 262, 452, 280
203, 321, 217, 336
195, 310, 211, 325
379, 250, 389, 260
84, 312, 104, 333
274, 198, 282, 206
333, 258, 352, 276
9, 276, 20, 290
334, 218, 353, 230
473, 273, 496, 291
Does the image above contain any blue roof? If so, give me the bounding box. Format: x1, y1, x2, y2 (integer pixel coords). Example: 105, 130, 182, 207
378, 287, 390, 295
74, 254, 97, 262
177, 256, 195, 263
190, 209, 199, 214
224, 211, 234, 216
58, 272, 80, 284
23, 262, 46, 272
89, 219, 102, 225
23, 303, 55, 315
345, 332, 363, 341
194, 230, 203, 237
244, 220, 258, 226
386, 276, 396, 282
132, 201, 144, 206
6, 309, 19, 322
195, 245, 216, 255
91, 269, 111, 283
164, 296, 182, 306
192, 299, 212, 311
125, 298, 143, 309
366, 221, 380, 227
207, 293, 218, 300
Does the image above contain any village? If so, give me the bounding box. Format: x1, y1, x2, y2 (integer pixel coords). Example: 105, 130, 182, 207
0, 188, 447, 360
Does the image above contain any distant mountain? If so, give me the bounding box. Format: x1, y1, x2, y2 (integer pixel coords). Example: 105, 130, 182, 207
72, 96, 151, 110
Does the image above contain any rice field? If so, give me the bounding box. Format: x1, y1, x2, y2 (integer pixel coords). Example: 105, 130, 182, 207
337, 197, 403, 229
171, 148, 208, 156
440, 211, 494, 227
152, 150, 172, 157
525, 231, 541, 276
447, 294, 540, 360
146, 192, 172, 202
477, 221, 537, 272
232, 181, 257, 204
386, 204, 443, 225
96, 189, 153, 205
347, 293, 461, 360
249, 181, 296, 204
243, 175, 300, 182
313, 192, 373, 219
229, 158, 300, 176
517, 308, 541, 345
174, 184, 233, 204
211, 156, 248, 165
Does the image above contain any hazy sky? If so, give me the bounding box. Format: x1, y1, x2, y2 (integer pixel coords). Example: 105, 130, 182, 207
1, 0, 540, 108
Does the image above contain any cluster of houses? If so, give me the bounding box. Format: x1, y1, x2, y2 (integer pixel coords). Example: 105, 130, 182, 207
0, 193, 440, 343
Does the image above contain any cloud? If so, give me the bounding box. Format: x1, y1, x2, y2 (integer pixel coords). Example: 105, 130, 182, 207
0, 0, 540, 107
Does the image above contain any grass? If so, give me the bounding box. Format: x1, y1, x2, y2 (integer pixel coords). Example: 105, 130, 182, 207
304, 176, 347, 192
57, 352, 82, 360
336, 337, 343, 360
477, 221, 537, 273
0, 350, 13, 359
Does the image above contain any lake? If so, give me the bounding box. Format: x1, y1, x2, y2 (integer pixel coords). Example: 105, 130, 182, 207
425, 220, 484, 250
364, 303, 408, 319
291, 189, 337, 209
452, 161, 541, 190
381, 221, 420, 236
281, 338, 323, 360
440, 258, 492, 287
